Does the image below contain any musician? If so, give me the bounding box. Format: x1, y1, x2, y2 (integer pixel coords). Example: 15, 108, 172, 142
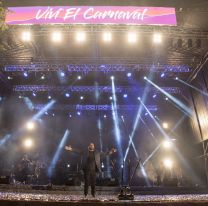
65, 143, 116, 198
20, 154, 31, 183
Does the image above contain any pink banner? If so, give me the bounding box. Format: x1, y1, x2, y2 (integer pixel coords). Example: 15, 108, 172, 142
6, 6, 177, 26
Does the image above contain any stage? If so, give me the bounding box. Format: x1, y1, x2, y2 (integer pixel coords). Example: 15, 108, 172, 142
0, 185, 208, 205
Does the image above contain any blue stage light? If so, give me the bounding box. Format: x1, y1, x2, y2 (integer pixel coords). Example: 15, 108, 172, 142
0, 134, 12, 146
146, 78, 193, 116
144, 76, 147, 80
48, 130, 70, 178
137, 97, 141, 100
127, 72, 132, 77
65, 93, 70, 98
48, 95, 51, 99
145, 112, 148, 116
77, 111, 81, 115
161, 73, 165, 78
111, 78, 123, 164
111, 76, 114, 80
32, 100, 56, 120
60, 71, 65, 77
23, 72, 28, 77
123, 94, 128, 98
178, 78, 208, 98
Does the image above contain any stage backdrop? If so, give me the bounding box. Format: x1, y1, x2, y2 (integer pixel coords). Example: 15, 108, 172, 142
6, 6, 177, 26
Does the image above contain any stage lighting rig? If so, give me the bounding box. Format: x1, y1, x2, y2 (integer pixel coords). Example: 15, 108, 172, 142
23, 138, 33, 149
26, 121, 35, 131
21, 31, 31, 42
153, 33, 162, 44
163, 158, 173, 169
163, 140, 172, 149
76, 31, 86, 42
127, 32, 137, 43
162, 122, 169, 129
103, 32, 112, 42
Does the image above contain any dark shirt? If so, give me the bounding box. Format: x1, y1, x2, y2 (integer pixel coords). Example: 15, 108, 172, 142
86, 151, 96, 172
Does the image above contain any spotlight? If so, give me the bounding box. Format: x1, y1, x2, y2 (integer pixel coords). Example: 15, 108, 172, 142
153, 94, 157, 98
60, 71, 65, 77
77, 111, 81, 116
80, 96, 84, 100
67, 164, 70, 168
127, 72, 132, 77
153, 33, 162, 44
127, 32, 137, 43
19, 95, 22, 99
76, 31, 86, 42
137, 97, 141, 100
123, 94, 128, 98
41, 75, 45, 80
101, 162, 105, 168
23, 72, 28, 77
48, 95, 52, 99
163, 158, 173, 169
69, 114, 72, 118
160, 73, 165, 78
32, 92, 36, 97
65, 93, 70, 98
45, 111, 48, 115
23, 138, 33, 149
52, 113, 55, 117
21, 31, 31, 42
121, 164, 124, 168
104, 114, 107, 118
77, 76, 82, 80
52, 31, 62, 42
109, 96, 113, 100
111, 76, 114, 80
26, 121, 35, 130
162, 122, 169, 129
165, 97, 169, 101
103, 32, 112, 42
7, 76, 12, 80
145, 112, 148, 116
163, 140, 172, 149
175, 77, 178, 80
144, 76, 147, 80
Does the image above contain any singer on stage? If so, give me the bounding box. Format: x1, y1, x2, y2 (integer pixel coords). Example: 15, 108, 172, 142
65, 143, 116, 197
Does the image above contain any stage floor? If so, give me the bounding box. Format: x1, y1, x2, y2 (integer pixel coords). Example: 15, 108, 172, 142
0, 185, 208, 205
0, 191, 208, 202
